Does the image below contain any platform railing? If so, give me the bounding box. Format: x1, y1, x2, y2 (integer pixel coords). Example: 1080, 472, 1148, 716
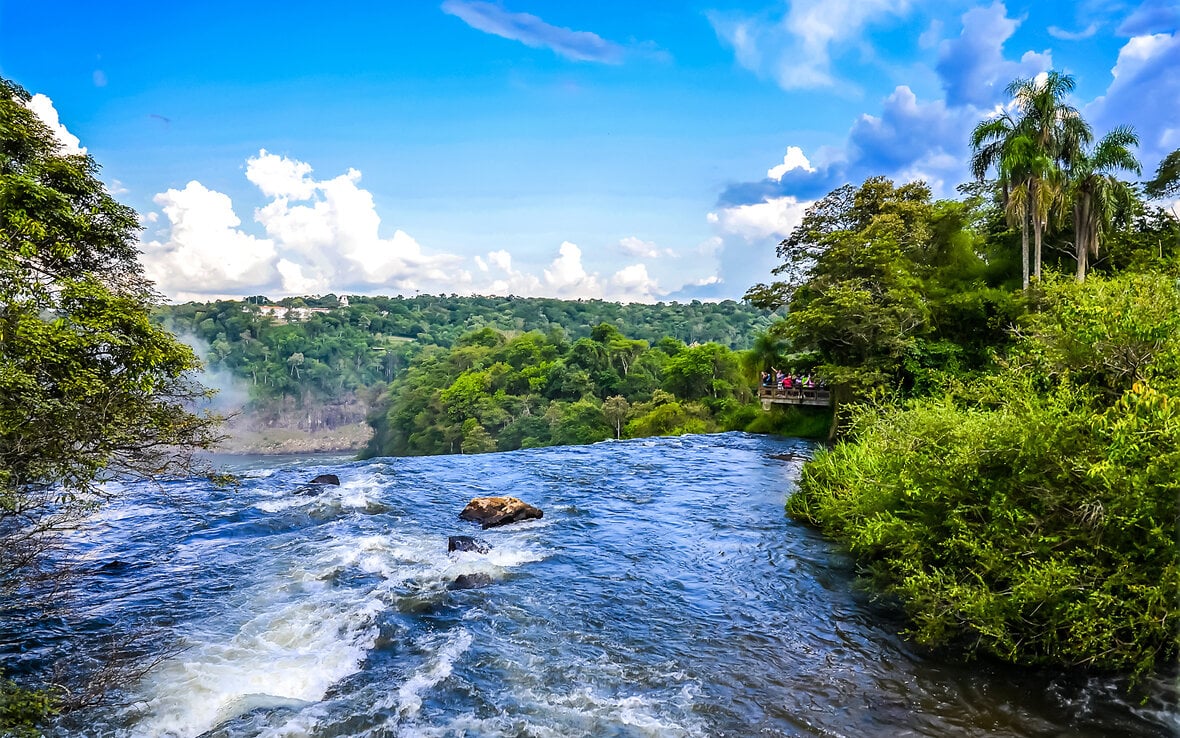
757, 385, 832, 407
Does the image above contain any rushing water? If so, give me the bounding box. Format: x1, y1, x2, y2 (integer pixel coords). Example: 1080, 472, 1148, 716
3, 433, 1176, 737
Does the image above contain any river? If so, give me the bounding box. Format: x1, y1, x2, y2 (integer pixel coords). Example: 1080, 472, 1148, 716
5, 433, 1176, 737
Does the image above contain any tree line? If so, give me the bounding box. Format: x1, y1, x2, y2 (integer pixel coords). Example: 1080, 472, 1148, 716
154, 294, 783, 426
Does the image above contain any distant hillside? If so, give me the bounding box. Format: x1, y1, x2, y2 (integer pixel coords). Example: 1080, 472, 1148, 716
154, 294, 781, 452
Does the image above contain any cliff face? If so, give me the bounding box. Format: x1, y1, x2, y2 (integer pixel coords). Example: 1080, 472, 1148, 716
217, 421, 374, 454
215, 395, 374, 454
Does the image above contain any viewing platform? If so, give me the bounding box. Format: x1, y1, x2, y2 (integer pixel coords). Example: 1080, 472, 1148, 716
758, 386, 832, 409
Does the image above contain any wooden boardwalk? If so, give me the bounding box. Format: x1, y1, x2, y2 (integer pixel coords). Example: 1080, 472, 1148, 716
758, 386, 832, 409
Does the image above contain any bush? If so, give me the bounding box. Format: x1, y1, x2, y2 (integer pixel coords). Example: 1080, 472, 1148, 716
744, 406, 831, 438
0, 672, 56, 738
787, 273, 1180, 677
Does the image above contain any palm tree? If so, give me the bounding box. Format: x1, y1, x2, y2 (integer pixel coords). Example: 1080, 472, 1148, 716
972, 113, 1030, 288
1015, 72, 1090, 280
971, 71, 1091, 288
1069, 126, 1141, 281
741, 330, 788, 383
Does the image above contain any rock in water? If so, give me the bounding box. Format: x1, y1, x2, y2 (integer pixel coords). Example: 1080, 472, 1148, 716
448, 573, 494, 590
309, 474, 340, 486
449, 535, 491, 554
459, 496, 543, 529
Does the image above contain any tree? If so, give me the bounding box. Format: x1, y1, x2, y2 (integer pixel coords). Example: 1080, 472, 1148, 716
1068, 126, 1141, 281
1143, 148, 1180, 201
972, 71, 1090, 288
602, 395, 630, 439
0, 77, 222, 579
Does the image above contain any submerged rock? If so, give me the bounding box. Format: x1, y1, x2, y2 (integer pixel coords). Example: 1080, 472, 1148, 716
459, 496, 543, 529
448, 573, 494, 590
293, 473, 341, 496
448, 535, 491, 554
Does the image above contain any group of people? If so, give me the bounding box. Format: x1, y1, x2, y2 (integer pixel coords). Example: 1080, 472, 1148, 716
760, 368, 826, 391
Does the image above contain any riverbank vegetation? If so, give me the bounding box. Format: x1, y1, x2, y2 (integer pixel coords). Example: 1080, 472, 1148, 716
766, 72, 1179, 677
361, 324, 828, 457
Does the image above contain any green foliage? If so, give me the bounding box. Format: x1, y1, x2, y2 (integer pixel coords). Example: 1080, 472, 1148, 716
787, 273, 1180, 676
0, 669, 56, 738
744, 405, 831, 438
0, 77, 222, 575
362, 326, 763, 457
756, 176, 1007, 405
153, 294, 781, 434
1144, 148, 1180, 200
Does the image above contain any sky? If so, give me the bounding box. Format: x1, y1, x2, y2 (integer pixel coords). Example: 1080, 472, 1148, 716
2, 1, 1177, 303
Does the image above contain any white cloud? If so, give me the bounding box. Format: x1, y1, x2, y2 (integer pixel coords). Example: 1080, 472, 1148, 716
473, 243, 664, 302
543, 241, 602, 297
1109, 32, 1175, 80
139, 150, 706, 303
275, 258, 322, 295
709, 0, 914, 90
142, 181, 278, 299
479, 248, 544, 296
250, 151, 463, 293
22, 93, 86, 156
487, 249, 513, 272
936, 2, 1052, 108
141, 151, 468, 300
1088, 32, 1180, 168
246, 149, 317, 199
1047, 22, 1101, 41
708, 196, 811, 241
919, 19, 944, 49
1118, 0, 1180, 36
442, 0, 626, 63
608, 263, 660, 303
618, 236, 675, 259
767, 146, 816, 180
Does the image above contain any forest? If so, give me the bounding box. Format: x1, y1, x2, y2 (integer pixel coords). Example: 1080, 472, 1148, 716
154, 294, 784, 438
361, 324, 828, 457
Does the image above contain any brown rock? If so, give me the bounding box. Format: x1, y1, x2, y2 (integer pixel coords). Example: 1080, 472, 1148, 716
459, 496, 543, 529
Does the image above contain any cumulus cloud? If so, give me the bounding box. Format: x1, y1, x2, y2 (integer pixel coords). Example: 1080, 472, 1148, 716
543, 241, 602, 295
708, 196, 811, 242
847, 85, 978, 191
936, 2, 1052, 108
715, 1, 1055, 214
767, 146, 816, 180
1087, 32, 1180, 169
141, 151, 465, 300
473, 242, 662, 302
22, 93, 86, 156
442, 1, 626, 63
142, 181, 278, 300
1117, 0, 1180, 36
709, 0, 915, 90
608, 263, 661, 303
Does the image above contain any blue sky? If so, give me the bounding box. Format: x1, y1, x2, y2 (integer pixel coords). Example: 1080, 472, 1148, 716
3, 1, 1176, 302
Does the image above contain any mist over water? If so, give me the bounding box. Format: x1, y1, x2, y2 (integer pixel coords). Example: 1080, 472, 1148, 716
7, 434, 1176, 737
